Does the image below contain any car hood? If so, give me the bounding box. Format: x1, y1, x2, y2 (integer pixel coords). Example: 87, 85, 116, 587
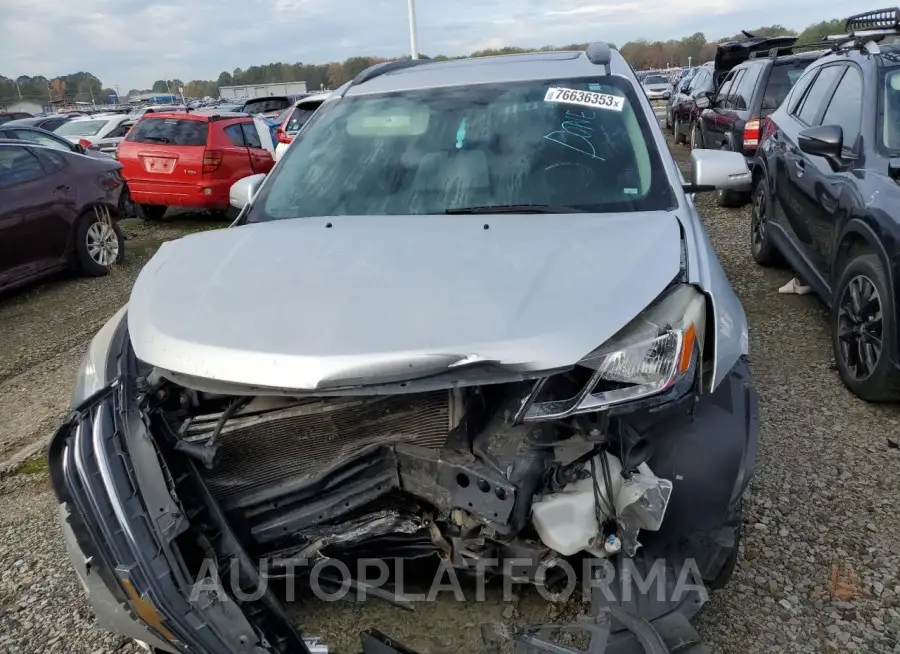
127, 212, 683, 391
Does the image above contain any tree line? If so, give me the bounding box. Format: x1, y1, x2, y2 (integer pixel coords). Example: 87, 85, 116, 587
0, 17, 844, 107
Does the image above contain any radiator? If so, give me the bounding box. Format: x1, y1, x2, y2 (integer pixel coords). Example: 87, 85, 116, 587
191, 391, 453, 502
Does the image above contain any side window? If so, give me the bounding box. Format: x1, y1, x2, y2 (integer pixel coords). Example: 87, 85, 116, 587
40, 118, 65, 131
714, 71, 737, 107
240, 123, 263, 149
821, 67, 863, 150
727, 70, 746, 108
0, 147, 46, 189
34, 148, 68, 172
795, 65, 844, 125
786, 68, 818, 114
13, 130, 72, 153
688, 70, 706, 92
107, 123, 131, 138
734, 66, 761, 110
224, 124, 246, 146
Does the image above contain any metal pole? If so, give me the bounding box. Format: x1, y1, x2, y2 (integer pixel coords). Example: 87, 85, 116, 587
407, 0, 419, 59
688, 56, 692, 68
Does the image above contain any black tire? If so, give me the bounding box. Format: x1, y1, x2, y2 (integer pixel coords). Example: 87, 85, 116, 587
749, 178, 783, 266
138, 204, 167, 221
832, 253, 900, 401
689, 120, 703, 150
665, 107, 673, 132
74, 208, 125, 277
674, 116, 686, 145
209, 206, 240, 222
118, 184, 136, 218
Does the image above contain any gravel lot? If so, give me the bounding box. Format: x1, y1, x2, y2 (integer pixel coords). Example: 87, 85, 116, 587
1, 139, 899, 654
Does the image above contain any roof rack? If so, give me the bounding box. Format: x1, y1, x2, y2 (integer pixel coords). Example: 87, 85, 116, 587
821, 8, 900, 54
846, 7, 900, 32
345, 59, 431, 92
748, 41, 834, 59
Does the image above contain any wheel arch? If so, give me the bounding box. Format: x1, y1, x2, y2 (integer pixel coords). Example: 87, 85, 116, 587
832, 219, 899, 355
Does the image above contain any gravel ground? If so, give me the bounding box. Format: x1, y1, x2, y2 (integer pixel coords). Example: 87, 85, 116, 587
1, 139, 899, 653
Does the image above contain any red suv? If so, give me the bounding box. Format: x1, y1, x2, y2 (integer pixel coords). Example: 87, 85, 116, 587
117, 112, 274, 219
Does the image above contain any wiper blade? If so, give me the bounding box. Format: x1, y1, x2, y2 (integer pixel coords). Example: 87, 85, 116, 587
142, 136, 171, 143
444, 204, 586, 214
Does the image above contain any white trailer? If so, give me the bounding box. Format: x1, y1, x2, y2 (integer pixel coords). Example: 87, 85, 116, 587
218, 81, 308, 100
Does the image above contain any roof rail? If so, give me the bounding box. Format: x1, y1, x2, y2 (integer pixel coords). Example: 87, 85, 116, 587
348, 59, 430, 89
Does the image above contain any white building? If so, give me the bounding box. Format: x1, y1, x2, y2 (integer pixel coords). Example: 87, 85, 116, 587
218, 81, 308, 100
4, 100, 44, 115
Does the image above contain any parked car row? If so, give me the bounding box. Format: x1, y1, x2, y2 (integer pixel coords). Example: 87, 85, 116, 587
663, 9, 900, 403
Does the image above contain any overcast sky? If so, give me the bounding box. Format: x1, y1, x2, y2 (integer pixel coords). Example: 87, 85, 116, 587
0, 0, 873, 89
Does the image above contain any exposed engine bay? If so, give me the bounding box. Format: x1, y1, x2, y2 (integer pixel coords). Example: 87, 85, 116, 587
144, 373, 676, 585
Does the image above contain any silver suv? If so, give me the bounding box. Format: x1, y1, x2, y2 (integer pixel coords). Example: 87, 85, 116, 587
53, 44, 758, 653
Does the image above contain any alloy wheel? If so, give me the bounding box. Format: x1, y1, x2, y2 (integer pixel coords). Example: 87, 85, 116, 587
837, 275, 884, 381
751, 187, 767, 251
85, 207, 119, 268
690, 122, 699, 149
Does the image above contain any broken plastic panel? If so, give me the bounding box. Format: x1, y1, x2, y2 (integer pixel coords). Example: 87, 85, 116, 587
531, 452, 672, 557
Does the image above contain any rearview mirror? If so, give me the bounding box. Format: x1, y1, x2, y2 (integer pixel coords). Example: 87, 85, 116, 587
229, 173, 267, 210
686, 149, 751, 193
798, 125, 843, 161
695, 95, 710, 110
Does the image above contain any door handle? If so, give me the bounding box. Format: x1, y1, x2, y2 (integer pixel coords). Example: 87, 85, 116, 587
54, 184, 71, 192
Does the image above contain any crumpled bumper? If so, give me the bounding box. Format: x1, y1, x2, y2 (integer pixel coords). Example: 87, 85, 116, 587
49, 356, 757, 654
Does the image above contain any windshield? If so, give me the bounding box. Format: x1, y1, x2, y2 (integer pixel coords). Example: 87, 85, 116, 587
644, 75, 668, 85
55, 119, 109, 137
883, 69, 900, 150
248, 77, 673, 222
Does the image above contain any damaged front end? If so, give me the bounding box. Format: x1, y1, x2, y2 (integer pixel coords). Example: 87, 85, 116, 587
49, 282, 757, 654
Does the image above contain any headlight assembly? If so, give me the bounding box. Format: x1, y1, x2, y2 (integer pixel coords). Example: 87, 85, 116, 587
522, 284, 706, 421
71, 306, 128, 407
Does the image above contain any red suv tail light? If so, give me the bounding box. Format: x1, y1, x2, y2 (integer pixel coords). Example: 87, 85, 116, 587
202, 149, 223, 174
276, 127, 292, 144
761, 116, 778, 144
742, 119, 761, 151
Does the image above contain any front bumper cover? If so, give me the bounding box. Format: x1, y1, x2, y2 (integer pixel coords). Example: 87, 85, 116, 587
49, 356, 757, 654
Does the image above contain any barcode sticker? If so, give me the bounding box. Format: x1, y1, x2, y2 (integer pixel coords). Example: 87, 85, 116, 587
544, 87, 625, 112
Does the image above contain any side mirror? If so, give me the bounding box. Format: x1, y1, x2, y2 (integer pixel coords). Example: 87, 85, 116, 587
686, 149, 751, 193
798, 125, 843, 162
229, 173, 267, 210
695, 95, 711, 110
680, 84, 690, 93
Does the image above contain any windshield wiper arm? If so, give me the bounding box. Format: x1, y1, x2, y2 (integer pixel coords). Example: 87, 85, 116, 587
142, 136, 171, 143
444, 204, 586, 215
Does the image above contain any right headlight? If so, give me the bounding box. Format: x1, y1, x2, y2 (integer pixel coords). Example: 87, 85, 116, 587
523, 285, 706, 421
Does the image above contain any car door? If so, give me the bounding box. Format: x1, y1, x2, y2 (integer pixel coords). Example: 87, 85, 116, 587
241, 122, 275, 175
774, 64, 845, 266
805, 66, 863, 276
0, 146, 73, 286
702, 69, 742, 148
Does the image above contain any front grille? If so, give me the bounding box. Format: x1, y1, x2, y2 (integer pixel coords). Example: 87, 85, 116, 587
197, 391, 452, 502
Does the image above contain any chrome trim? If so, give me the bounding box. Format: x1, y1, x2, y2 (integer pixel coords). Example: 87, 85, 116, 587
522, 330, 686, 421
